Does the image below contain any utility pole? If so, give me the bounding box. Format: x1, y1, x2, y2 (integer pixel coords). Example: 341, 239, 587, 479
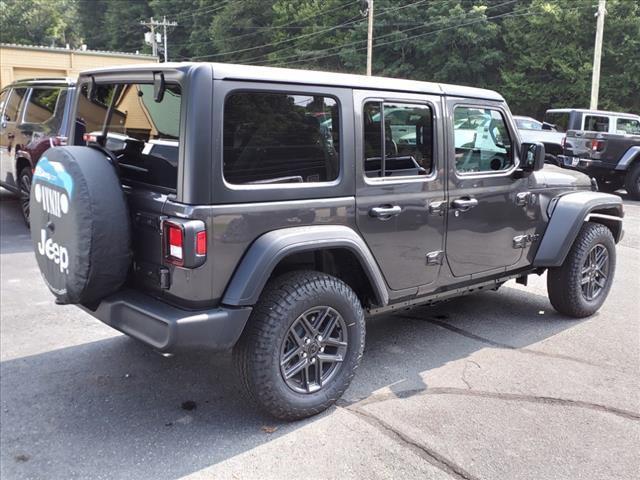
366, 0, 374, 76
590, 0, 607, 109
141, 16, 178, 62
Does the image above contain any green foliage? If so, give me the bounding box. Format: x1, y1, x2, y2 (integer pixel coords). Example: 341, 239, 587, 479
0, 0, 638, 116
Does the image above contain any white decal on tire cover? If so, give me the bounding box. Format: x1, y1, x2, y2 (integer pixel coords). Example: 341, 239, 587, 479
37, 228, 69, 274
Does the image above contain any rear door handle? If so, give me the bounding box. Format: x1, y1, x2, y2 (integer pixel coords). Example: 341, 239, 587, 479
451, 197, 478, 212
369, 205, 402, 218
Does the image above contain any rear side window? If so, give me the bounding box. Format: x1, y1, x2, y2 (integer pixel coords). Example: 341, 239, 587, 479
363, 101, 433, 178
584, 115, 609, 132
453, 106, 513, 174
3, 88, 27, 122
24, 88, 62, 124
543, 112, 569, 132
616, 118, 640, 135
75, 82, 182, 191
223, 92, 340, 185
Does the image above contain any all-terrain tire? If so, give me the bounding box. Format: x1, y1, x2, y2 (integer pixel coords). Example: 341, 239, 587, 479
624, 161, 640, 200
547, 222, 616, 318
234, 270, 365, 420
18, 165, 33, 227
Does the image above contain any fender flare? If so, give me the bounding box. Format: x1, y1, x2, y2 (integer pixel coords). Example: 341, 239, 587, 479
533, 191, 623, 267
615, 146, 640, 171
222, 225, 389, 307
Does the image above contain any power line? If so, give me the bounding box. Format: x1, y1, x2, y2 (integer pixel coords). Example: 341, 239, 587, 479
140, 16, 178, 61
190, 14, 365, 60
246, 0, 517, 67
241, 0, 446, 66
271, 4, 583, 69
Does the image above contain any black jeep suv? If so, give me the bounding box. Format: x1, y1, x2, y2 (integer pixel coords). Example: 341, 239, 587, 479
29, 63, 624, 420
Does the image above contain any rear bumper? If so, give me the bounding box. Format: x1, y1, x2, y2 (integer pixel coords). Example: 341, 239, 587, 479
80, 289, 252, 352
558, 156, 621, 177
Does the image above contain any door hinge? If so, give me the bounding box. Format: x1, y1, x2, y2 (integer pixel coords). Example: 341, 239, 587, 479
428, 201, 447, 216
513, 233, 540, 249
426, 250, 444, 265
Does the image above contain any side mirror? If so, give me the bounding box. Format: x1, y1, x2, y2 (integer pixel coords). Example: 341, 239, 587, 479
520, 142, 545, 172
153, 72, 165, 103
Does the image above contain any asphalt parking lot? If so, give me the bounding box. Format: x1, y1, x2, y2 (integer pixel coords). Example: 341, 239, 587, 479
1, 187, 638, 480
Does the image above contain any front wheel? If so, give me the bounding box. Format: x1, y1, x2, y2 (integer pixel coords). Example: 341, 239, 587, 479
547, 222, 616, 318
234, 271, 365, 420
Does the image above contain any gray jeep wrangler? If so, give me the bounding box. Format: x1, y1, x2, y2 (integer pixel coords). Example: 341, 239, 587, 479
29, 63, 624, 420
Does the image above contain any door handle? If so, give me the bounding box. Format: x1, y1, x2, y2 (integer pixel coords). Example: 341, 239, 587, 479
369, 205, 402, 218
451, 197, 478, 212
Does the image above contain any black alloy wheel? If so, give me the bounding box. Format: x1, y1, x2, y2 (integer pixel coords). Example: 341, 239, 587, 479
19, 166, 33, 226
580, 244, 609, 301
279, 306, 348, 394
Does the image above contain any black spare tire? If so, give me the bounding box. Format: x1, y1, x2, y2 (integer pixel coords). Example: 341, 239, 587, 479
30, 146, 131, 304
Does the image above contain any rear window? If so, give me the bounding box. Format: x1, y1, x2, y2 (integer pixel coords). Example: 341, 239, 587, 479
75, 82, 181, 190
543, 112, 569, 132
223, 92, 340, 185
584, 115, 609, 132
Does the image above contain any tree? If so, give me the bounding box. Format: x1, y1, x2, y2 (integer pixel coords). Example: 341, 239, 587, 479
0, 0, 80, 47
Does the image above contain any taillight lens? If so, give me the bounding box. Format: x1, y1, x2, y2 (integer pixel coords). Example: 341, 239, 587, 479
196, 230, 207, 256
165, 222, 184, 265
83, 133, 98, 144
49, 136, 68, 147
591, 139, 605, 152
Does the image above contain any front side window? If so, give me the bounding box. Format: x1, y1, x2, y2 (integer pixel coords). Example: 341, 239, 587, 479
75, 82, 182, 190
616, 118, 640, 135
363, 101, 433, 178
584, 115, 610, 132
223, 92, 340, 185
3, 88, 27, 123
454, 106, 513, 174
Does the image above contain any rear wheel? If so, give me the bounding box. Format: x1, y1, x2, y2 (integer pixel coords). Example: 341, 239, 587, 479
234, 271, 365, 420
624, 162, 640, 200
18, 166, 32, 227
547, 222, 616, 318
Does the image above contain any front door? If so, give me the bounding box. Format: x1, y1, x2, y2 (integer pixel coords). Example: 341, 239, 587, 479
355, 90, 446, 292
445, 99, 535, 277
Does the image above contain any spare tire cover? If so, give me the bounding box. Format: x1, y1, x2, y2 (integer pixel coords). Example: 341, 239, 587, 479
30, 146, 131, 304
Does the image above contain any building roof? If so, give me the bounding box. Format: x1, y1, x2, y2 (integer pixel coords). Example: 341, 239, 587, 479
0, 43, 156, 59
78, 62, 505, 101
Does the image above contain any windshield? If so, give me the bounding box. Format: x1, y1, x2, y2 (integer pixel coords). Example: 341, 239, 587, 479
74, 81, 182, 191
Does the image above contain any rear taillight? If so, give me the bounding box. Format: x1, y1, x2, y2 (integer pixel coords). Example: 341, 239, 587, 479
561, 136, 566, 148
163, 219, 206, 268
590, 139, 605, 152
49, 136, 68, 148
83, 133, 98, 144
165, 222, 184, 266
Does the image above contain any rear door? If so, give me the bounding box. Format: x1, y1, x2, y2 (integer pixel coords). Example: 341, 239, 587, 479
354, 90, 446, 293
72, 79, 183, 295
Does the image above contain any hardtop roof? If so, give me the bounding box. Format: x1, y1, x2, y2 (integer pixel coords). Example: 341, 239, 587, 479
2, 77, 75, 89
546, 108, 639, 119
77, 62, 504, 102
